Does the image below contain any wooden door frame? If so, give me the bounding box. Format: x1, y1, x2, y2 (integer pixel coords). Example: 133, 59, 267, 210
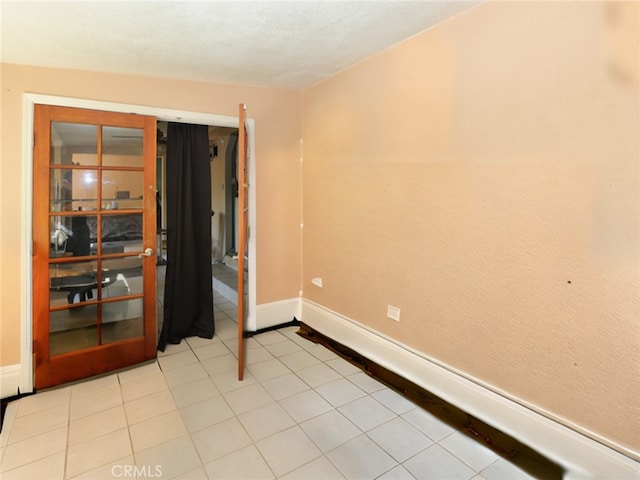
19, 94, 256, 394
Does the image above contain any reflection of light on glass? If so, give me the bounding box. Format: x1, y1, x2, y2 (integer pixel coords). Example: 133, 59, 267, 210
84, 172, 96, 184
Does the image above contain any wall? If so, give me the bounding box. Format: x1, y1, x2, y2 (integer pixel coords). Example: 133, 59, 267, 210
0, 64, 303, 367
302, 1, 639, 455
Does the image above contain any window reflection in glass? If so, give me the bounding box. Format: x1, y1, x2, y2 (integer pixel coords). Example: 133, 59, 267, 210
49, 260, 98, 307
102, 170, 144, 210
50, 122, 98, 166
102, 126, 144, 164
102, 258, 143, 298
49, 306, 98, 356
50, 168, 100, 212
98, 213, 143, 248
49, 215, 96, 259
102, 299, 143, 343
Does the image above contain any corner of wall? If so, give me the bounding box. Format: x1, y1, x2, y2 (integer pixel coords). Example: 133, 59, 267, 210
255, 297, 301, 331
0, 364, 22, 399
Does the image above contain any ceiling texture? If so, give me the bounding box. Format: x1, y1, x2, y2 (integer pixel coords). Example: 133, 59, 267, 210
1, 1, 480, 89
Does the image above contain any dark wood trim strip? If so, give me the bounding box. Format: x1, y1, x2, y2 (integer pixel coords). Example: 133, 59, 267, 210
296, 322, 563, 479
243, 319, 301, 338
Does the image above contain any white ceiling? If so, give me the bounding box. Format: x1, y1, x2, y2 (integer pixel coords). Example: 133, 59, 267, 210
1, 1, 480, 89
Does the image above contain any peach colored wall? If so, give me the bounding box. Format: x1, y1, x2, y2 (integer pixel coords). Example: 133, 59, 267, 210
302, 1, 639, 454
0, 64, 302, 366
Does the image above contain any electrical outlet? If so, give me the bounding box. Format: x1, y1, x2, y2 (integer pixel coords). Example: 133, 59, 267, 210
387, 305, 401, 322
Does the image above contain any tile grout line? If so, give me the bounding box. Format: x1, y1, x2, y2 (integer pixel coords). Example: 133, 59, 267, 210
63, 387, 71, 480
118, 368, 136, 480
168, 340, 213, 479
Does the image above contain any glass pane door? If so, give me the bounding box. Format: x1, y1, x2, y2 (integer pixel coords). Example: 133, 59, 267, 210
34, 105, 157, 389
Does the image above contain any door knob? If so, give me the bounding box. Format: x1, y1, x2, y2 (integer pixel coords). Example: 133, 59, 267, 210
138, 247, 154, 258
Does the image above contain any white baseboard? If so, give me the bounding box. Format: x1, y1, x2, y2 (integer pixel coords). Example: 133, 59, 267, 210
0, 364, 22, 399
255, 297, 301, 331
301, 299, 640, 479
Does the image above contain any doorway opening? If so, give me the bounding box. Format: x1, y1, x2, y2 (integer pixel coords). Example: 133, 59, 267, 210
155, 122, 242, 310
20, 94, 256, 394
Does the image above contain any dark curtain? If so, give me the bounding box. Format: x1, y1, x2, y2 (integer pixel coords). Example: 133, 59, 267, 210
158, 123, 214, 351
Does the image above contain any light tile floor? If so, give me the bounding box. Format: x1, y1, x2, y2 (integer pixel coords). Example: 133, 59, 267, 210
0, 287, 539, 480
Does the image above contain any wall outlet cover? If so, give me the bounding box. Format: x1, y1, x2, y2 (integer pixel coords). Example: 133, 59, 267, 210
387, 305, 401, 321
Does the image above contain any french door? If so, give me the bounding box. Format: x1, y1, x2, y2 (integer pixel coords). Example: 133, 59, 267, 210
237, 104, 248, 380
33, 105, 157, 389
